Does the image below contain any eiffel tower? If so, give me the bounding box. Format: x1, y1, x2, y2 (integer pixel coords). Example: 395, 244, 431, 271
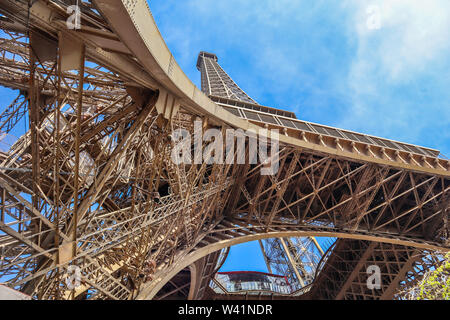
0, 0, 448, 300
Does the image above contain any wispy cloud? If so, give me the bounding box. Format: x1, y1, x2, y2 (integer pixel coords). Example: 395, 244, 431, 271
339, 0, 450, 152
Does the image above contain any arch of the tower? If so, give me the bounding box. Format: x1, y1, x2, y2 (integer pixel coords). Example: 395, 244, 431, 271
0, 0, 448, 301
152, 266, 193, 300
138, 229, 448, 300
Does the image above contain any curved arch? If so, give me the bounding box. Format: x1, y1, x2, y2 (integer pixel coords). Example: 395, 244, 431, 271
90, 1, 449, 299
213, 247, 230, 275
137, 230, 449, 300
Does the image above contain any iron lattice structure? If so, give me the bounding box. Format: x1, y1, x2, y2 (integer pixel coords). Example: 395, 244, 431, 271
0, 0, 448, 300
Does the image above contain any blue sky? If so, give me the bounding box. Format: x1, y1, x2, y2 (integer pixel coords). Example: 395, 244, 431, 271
146, 0, 450, 273
0, 1, 448, 275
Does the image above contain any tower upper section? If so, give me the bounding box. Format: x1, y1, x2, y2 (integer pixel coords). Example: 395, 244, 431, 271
196, 51, 257, 104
